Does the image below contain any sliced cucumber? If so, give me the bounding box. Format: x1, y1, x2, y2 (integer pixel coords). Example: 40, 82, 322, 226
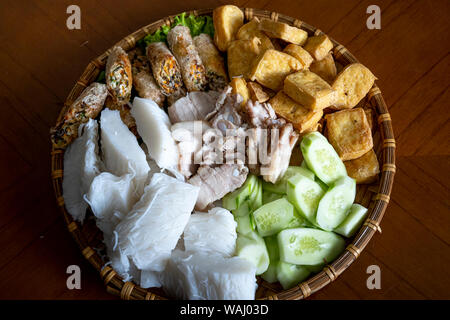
250, 178, 263, 210
316, 176, 356, 231
301, 132, 347, 185
262, 191, 284, 205
261, 263, 278, 283
261, 236, 279, 283
235, 215, 254, 236
315, 176, 328, 191
276, 262, 311, 290
286, 208, 308, 228
262, 166, 315, 194
252, 198, 296, 237
278, 228, 345, 265
236, 232, 269, 275
334, 203, 368, 237
286, 174, 325, 223
232, 201, 251, 217
223, 175, 258, 211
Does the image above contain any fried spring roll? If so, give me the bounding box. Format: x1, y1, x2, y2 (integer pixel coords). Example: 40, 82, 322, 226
106, 46, 133, 104
51, 82, 107, 148
167, 26, 207, 92
193, 33, 228, 91
146, 42, 185, 99
128, 48, 166, 107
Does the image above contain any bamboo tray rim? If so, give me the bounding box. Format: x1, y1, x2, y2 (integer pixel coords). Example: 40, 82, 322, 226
50, 7, 396, 300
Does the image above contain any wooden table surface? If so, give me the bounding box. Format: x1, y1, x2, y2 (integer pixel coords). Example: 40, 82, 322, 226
0, 0, 448, 300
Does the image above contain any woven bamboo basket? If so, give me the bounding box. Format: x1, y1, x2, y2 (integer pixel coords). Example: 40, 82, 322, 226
50, 8, 395, 300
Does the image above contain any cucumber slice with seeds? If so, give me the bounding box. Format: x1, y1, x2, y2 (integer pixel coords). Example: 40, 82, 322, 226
252, 198, 296, 237
262, 191, 284, 205
278, 228, 345, 265
316, 176, 356, 231
334, 203, 368, 237
286, 174, 325, 224
301, 132, 347, 185
276, 262, 311, 290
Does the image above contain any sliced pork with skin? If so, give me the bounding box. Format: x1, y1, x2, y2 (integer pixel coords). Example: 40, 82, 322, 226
168, 91, 219, 123
244, 100, 299, 184
188, 164, 248, 210
172, 121, 211, 178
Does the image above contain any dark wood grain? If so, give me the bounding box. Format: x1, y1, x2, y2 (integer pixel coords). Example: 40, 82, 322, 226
0, 0, 448, 300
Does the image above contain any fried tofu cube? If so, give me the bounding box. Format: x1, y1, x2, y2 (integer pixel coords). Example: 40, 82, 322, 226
344, 149, 380, 184
247, 81, 270, 103
332, 63, 377, 109
269, 91, 323, 132
283, 44, 314, 69
304, 35, 334, 61
325, 108, 373, 161
259, 19, 308, 45
363, 107, 374, 131
227, 37, 261, 79
236, 17, 274, 52
213, 5, 244, 51
249, 49, 302, 91
283, 70, 335, 110
230, 77, 249, 107
310, 52, 337, 84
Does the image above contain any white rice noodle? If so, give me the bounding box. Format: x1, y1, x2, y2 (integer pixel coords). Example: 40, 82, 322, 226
84, 168, 139, 235
161, 250, 257, 300
132, 97, 179, 170
115, 173, 199, 272
183, 207, 237, 257
100, 109, 149, 195
140, 270, 162, 288
63, 119, 101, 222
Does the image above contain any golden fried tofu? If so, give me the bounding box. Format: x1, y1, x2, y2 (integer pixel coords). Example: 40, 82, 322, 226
227, 37, 261, 79
230, 77, 249, 107
213, 5, 244, 51
269, 91, 323, 132
363, 107, 374, 131
247, 81, 270, 103
344, 149, 380, 184
249, 49, 302, 90
283, 44, 314, 69
259, 19, 308, 45
283, 70, 335, 110
332, 63, 377, 109
304, 35, 334, 61
236, 17, 274, 52
310, 52, 337, 84
325, 108, 373, 161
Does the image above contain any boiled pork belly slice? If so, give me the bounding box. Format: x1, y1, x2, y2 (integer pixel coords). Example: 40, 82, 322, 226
188, 164, 248, 211
132, 97, 179, 171
171, 121, 211, 178
63, 119, 101, 222
115, 173, 199, 272
161, 250, 257, 300
183, 207, 237, 257
100, 109, 149, 195
168, 91, 219, 123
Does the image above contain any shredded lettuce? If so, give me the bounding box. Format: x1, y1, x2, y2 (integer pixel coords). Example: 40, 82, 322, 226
138, 12, 215, 50
96, 70, 105, 83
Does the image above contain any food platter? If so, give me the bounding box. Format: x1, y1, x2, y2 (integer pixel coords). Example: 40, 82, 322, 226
51, 7, 395, 300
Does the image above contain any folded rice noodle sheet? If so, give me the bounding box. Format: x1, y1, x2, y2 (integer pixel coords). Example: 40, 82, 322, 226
183, 207, 237, 257
115, 173, 199, 272
161, 250, 257, 300
140, 270, 162, 288
100, 109, 150, 195
63, 119, 101, 222
84, 171, 139, 235
132, 97, 179, 170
